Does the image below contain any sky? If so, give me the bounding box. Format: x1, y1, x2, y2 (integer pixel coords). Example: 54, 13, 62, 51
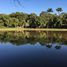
0, 0, 67, 15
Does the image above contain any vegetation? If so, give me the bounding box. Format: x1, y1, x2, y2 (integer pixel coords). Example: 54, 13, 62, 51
0, 8, 67, 28
0, 31, 67, 49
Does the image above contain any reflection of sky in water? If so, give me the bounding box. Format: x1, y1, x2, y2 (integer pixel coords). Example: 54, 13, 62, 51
0, 42, 67, 67
0, 31, 67, 67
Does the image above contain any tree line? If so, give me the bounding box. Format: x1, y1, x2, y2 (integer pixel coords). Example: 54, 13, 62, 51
0, 7, 67, 28
0, 31, 67, 47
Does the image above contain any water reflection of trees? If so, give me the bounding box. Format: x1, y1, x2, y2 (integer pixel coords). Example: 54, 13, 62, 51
0, 31, 67, 49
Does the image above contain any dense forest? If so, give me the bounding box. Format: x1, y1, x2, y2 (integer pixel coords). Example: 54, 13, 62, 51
0, 8, 67, 28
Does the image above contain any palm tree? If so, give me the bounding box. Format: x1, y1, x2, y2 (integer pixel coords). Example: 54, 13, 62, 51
56, 8, 63, 15
55, 45, 61, 49
46, 44, 52, 48
47, 8, 53, 13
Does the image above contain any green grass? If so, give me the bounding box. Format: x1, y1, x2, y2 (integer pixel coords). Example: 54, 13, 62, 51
0, 28, 67, 31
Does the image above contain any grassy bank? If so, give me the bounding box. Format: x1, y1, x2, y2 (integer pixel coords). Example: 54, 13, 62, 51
0, 28, 67, 31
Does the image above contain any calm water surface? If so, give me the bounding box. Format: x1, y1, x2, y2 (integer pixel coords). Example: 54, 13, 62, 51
0, 31, 67, 67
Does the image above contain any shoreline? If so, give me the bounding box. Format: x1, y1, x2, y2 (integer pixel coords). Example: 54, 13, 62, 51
0, 28, 67, 31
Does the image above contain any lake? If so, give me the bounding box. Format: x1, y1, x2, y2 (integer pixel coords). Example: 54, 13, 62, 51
0, 31, 67, 67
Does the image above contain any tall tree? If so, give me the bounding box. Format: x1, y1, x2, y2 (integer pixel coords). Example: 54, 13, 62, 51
56, 8, 63, 15
27, 13, 38, 28
47, 8, 53, 13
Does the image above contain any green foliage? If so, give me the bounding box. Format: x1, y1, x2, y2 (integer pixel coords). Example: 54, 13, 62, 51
47, 8, 53, 13
56, 8, 63, 15
0, 31, 67, 46
0, 8, 67, 28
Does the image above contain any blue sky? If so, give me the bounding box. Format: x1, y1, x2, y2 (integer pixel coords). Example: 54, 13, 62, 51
0, 0, 67, 15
